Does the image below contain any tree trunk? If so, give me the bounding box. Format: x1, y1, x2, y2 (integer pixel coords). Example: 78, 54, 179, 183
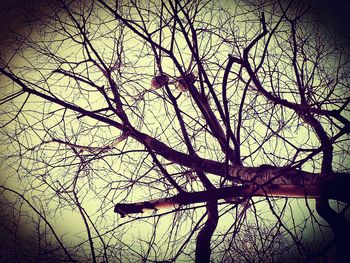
316, 197, 350, 262
195, 201, 218, 263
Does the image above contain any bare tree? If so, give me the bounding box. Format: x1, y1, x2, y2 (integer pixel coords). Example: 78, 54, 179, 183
0, 0, 349, 262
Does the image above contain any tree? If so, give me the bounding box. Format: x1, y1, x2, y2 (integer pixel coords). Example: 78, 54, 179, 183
0, 0, 349, 262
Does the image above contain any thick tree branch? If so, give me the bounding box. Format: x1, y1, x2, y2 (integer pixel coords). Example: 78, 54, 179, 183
114, 184, 329, 217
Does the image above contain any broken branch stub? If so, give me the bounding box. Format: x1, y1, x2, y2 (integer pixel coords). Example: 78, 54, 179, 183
114, 198, 179, 217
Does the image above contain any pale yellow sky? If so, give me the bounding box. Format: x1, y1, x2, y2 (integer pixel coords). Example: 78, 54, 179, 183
0, 0, 349, 262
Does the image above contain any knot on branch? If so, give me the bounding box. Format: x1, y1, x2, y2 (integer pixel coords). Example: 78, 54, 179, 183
151, 74, 170, 89
175, 72, 196, 92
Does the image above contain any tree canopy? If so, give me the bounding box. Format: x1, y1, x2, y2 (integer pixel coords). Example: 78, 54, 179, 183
0, 0, 349, 262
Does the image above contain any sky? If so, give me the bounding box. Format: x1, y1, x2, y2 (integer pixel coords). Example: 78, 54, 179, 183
1, 0, 350, 38
0, 0, 349, 261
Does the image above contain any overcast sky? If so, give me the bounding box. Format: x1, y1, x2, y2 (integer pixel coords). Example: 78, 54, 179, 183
1, 0, 350, 41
